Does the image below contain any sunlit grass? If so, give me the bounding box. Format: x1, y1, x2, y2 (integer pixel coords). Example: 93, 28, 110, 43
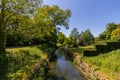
69, 45, 120, 79
7, 47, 47, 58
69, 45, 95, 54
2, 45, 53, 79
82, 49, 120, 79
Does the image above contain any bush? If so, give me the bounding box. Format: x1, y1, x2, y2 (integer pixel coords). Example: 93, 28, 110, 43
107, 41, 120, 50
83, 49, 97, 57
95, 41, 120, 54
95, 44, 109, 53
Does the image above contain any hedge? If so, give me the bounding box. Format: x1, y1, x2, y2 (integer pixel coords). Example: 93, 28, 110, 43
95, 44, 109, 54
83, 49, 97, 57
83, 41, 120, 57
107, 41, 120, 50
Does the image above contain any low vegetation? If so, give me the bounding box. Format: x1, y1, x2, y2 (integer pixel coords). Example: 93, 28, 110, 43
0, 45, 53, 79
69, 44, 120, 79
82, 49, 120, 79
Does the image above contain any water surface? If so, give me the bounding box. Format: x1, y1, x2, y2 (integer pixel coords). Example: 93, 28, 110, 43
55, 50, 83, 80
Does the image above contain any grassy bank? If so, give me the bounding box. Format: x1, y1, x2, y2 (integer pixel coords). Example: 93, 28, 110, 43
82, 49, 120, 80
70, 46, 120, 79
0, 45, 53, 79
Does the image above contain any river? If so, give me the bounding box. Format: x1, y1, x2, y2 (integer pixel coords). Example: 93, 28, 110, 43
55, 49, 83, 80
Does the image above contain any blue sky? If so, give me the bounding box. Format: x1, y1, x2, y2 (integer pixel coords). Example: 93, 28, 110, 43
43, 0, 120, 37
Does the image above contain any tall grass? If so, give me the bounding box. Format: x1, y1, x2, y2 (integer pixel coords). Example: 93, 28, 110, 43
82, 49, 120, 79
0, 45, 53, 79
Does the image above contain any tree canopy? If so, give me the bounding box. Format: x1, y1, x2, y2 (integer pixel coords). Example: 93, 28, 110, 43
80, 29, 94, 45
111, 24, 120, 41
0, 0, 72, 53
42, 5, 71, 29
0, 0, 42, 53
98, 23, 117, 40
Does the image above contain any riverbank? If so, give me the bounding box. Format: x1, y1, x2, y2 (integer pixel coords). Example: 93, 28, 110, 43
82, 49, 120, 80
69, 47, 120, 80
74, 53, 105, 80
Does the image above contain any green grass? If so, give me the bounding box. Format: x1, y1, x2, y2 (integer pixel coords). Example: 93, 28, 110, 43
69, 45, 95, 54
95, 40, 107, 45
82, 49, 120, 79
69, 45, 120, 79
0, 45, 53, 79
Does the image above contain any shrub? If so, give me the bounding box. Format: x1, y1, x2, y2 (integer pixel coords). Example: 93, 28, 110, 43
107, 41, 120, 50
83, 49, 97, 57
95, 44, 109, 53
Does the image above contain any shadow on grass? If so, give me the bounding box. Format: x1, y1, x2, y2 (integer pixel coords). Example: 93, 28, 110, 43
0, 53, 9, 80
0, 49, 42, 79
36, 45, 54, 54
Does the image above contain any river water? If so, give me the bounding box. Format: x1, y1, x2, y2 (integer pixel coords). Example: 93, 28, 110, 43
55, 50, 83, 80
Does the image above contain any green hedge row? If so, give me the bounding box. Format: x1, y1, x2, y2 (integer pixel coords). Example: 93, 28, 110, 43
95, 44, 109, 53
107, 41, 120, 50
83, 50, 97, 57
83, 41, 120, 57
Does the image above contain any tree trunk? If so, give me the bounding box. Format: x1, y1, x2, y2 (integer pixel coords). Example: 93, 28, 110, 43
0, 0, 6, 54
0, 31, 6, 54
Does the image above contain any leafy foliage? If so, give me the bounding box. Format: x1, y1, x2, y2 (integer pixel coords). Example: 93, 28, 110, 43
0, 0, 42, 53
70, 28, 79, 40
98, 23, 117, 40
57, 32, 66, 45
39, 5, 71, 46
111, 24, 120, 41
42, 5, 71, 29
80, 29, 94, 45
5, 4, 71, 47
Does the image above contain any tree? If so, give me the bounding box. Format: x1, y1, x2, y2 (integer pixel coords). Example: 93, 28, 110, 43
6, 15, 34, 46
70, 28, 79, 40
70, 28, 79, 46
111, 24, 120, 41
33, 7, 54, 44
63, 36, 74, 46
98, 22, 117, 40
39, 5, 71, 45
0, 0, 42, 53
105, 23, 117, 40
42, 5, 71, 29
79, 31, 84, 45
99, 31, 106, 40
57, 32, 66, 45
81, 29, 94, 45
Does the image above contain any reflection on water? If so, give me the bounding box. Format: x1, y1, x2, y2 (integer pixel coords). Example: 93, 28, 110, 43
55, 50, 82, 80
